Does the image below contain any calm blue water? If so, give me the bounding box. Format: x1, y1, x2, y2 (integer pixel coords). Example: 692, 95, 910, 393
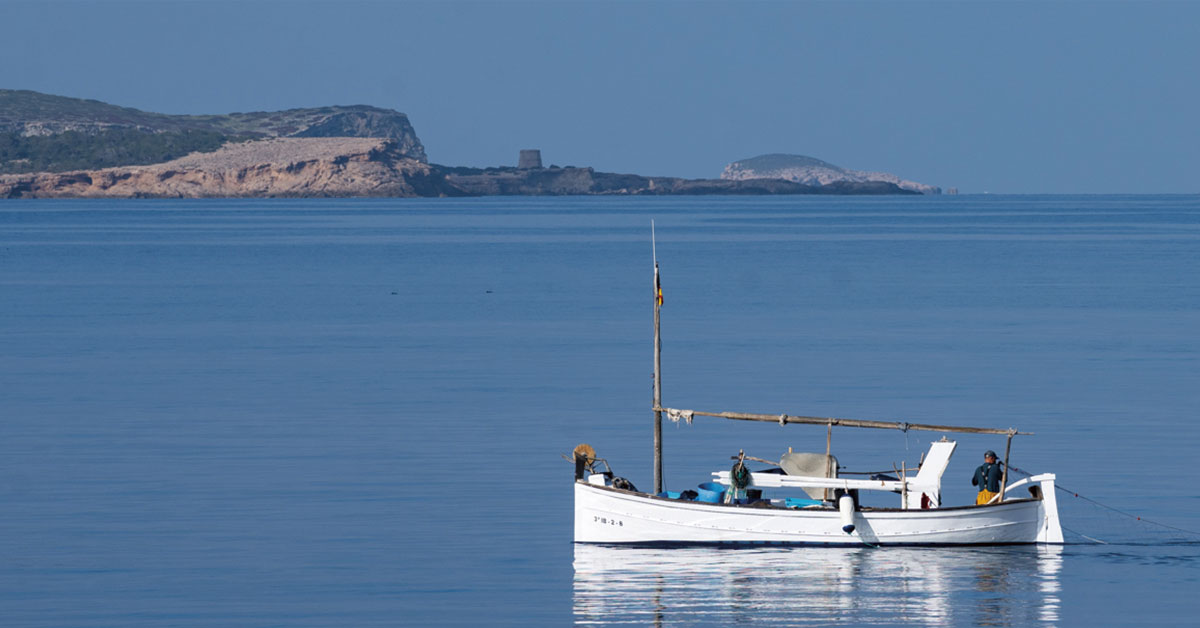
1, 195, 1198, 626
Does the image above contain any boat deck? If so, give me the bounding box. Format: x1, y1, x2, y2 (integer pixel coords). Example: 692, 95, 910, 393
586, 481, 1042, 513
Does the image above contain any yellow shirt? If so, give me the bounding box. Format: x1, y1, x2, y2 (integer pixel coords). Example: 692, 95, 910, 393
976, 489, 999, 505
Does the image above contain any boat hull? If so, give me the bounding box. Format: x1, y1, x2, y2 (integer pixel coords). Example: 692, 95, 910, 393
575, 481, 1063, 546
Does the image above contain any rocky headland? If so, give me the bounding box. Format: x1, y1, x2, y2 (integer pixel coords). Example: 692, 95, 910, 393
2, 140, 917, 198
1, 90, 929, 198
1, 89, 425, 157
0, 138, 458, 198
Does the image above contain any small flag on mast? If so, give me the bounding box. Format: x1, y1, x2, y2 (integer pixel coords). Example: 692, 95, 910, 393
655, 263, 663, 307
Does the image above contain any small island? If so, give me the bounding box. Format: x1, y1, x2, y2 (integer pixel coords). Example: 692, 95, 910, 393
1, 90, 933, 199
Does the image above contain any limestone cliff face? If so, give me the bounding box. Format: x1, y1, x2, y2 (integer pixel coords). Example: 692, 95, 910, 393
1, 140, 922, 199
722, 153, 940, 195
0, 90, 428, 164
0, 138, 458, 199
290, 110, 426, 161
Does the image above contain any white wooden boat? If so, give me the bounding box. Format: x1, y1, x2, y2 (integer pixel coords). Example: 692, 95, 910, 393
572, 249, 1064, 546
574, 442, 1064, 545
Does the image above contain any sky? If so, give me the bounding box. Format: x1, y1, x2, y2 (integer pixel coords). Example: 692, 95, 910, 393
2, 0, 1198, 193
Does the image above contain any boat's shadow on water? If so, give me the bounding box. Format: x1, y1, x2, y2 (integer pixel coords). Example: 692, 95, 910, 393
572, 544, 1062, 626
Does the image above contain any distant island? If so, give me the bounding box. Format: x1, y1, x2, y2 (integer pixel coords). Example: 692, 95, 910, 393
723, 153, 939, 195
1, 90, 931, 199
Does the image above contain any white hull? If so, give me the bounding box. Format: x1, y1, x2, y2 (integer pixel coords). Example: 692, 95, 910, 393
575, 479, 1064, 546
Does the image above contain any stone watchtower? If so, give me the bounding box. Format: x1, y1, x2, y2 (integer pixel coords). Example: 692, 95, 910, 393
518, 149, 543, 169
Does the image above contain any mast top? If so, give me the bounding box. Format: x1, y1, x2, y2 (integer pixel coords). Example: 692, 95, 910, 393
651, 219, 657, 266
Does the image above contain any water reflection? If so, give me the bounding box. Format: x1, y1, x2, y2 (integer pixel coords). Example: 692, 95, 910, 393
574, 544, 1062, 626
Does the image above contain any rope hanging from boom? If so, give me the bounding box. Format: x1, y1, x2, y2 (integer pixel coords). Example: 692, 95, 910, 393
666, 408, 694, 424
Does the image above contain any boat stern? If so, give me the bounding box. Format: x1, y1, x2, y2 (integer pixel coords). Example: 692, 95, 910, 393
1033, 474, 1065, 544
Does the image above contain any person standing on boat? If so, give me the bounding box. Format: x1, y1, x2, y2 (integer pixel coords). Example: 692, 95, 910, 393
972, 450, 1003, 505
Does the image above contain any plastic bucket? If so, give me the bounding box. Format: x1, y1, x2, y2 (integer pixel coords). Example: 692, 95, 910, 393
696, 482, 726, 503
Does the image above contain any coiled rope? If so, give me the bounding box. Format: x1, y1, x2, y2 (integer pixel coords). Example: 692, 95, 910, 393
730, 460, 751, 490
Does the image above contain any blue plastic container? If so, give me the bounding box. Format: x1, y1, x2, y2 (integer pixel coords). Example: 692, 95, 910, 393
696, 482, 726, 503
656, 490, 683, 499
785, 497, 823, 508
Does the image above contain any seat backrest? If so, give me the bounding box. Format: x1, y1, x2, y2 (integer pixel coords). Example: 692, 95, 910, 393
905, 440, 957, 509
912, 440, 956, 484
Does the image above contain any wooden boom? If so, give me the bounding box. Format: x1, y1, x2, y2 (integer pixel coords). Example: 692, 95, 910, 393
655, 406, 1029, 436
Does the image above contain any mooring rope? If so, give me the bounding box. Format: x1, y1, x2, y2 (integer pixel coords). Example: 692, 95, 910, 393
1005, 463, 1200, 539
1061, 525, 1109, 545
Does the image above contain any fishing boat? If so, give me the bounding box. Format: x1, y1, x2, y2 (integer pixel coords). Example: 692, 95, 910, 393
572, 248, 1064, 546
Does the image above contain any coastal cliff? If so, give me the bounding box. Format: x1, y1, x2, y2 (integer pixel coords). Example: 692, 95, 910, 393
0, 90, 426, 174
0, 138, 458, 198
2, 143, 915, 199
1, 91, 924, 198
723, 154, 940, 195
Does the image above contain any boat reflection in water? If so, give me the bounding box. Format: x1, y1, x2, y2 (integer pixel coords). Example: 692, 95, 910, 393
574, 544, 1061, 626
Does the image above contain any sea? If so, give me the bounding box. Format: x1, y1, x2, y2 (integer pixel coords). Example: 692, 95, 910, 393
1, 195, 1198, 626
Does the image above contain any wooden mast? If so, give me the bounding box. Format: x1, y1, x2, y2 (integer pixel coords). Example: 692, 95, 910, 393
652, 224, 663, 494
644, 230, 1025, 498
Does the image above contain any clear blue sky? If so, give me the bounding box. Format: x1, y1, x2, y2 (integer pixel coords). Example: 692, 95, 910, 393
3, 1, 1198, 193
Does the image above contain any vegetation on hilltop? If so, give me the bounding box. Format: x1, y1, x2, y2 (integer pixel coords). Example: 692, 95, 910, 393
729, 153, 846, 172
0, 90, 180, 132
0, 128, 235, 174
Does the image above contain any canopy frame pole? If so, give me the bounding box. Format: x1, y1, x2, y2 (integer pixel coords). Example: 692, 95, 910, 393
824, 419, 834, 501
999, 430, 1015, 501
